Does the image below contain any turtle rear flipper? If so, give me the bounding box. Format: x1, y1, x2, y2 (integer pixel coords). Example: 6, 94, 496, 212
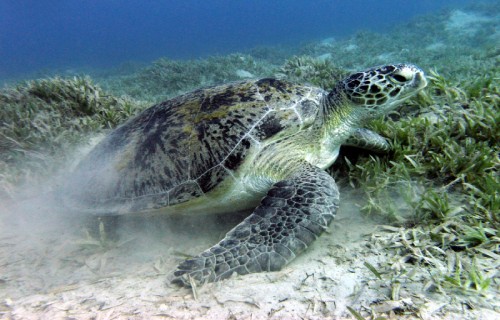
171, 163, 339, 287
85, 215, 121, 242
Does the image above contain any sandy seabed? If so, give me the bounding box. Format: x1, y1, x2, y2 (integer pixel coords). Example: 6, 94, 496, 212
1, 190, 498, 320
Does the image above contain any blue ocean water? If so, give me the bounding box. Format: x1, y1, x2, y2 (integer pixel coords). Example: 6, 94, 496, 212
0, 0, 481, 80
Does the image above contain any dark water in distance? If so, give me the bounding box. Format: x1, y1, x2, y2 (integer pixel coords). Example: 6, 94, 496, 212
0, 0, 482, 80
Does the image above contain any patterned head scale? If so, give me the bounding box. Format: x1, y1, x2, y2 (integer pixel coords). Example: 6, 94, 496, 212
340, 63, 427, 115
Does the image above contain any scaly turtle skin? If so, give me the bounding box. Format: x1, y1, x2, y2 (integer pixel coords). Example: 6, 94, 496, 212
63, 64, 427, 286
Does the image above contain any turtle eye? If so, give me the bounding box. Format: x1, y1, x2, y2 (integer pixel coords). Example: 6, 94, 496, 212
391, 74, 409, 83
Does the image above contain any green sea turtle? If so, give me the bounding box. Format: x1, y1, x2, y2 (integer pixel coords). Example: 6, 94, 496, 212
63, 63, 427, 286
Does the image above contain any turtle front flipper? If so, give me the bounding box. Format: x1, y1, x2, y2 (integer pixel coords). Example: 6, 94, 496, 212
171, 163, 339, 287
344, 128, 391, 153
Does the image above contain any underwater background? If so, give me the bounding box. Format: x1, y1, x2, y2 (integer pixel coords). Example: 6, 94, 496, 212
0, 0, 485, 81
0, 0, 499, 319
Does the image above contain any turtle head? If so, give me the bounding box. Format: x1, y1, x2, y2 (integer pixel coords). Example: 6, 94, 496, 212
332, 63, 427, 119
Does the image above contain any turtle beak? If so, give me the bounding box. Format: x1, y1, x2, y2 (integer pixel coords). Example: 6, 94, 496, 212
412, 70, 427, 90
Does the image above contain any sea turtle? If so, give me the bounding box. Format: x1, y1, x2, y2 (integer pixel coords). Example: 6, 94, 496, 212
63, 63, 427, 287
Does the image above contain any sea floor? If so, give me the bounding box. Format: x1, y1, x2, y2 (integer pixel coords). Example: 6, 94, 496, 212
1, 190, 498, 320
1, 3, 499, 319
